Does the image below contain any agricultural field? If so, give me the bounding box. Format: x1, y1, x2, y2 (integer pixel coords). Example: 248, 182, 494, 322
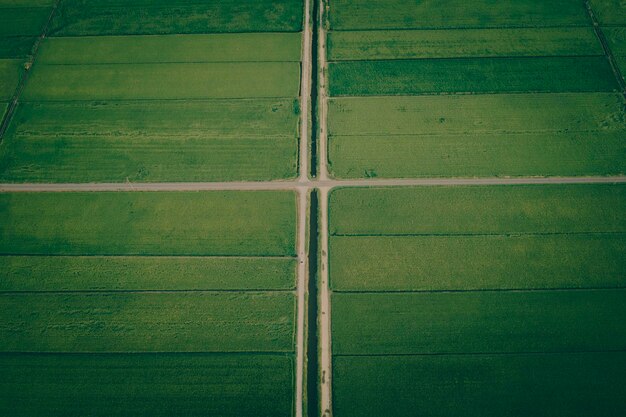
0, 1, 304, 182
328, 184, 626, 417
326, 0, 626, 178
0, 190, 298, 416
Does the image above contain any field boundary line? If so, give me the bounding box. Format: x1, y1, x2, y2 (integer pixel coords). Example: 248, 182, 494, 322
0, 0, 61, 141
331, 231, 626, 237
0, 289, 298, 294
327, 54, 607, 63
331, 287, 626, 294
325, 24, 594, 32
585, 0, 626, 97
333, 349, 626, 358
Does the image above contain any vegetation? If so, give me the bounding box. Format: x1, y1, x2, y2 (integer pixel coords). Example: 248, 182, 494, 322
49, 0, 303, 35
23, 62, 300, 100
329, 0, 589, 30
330, 234, 626, 291
0, 353, 294, 417
0, 59, 22, 100
333, 353, 626, 417
0, 256, 296, 291
329, 184, 626, 235
589, 0, 626, 25
328, 28, 602, 60
0, 191, 297, 256
329, 57, 618, 96
0, 100, 299, 182
38, 33, 302, 64
0, 292, 295, 352
332, 290, 626, 354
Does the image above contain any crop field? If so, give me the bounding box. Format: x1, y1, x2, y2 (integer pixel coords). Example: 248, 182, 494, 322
1, 353, 294, 417
0, 190, 298, 415
0, 100, 299, 182
0, 59, 22, 100
329, 184, 626, 416
604, 27, 626, 80
328, 93, 626, 178
49, 0, 304, 36
326, 0, 626, 178
0, 0, 304, 183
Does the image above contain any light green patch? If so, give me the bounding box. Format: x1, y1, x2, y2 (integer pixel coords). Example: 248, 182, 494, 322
329, 184, 626, 235
327, 28, 602, 60
0, 191, 297, 256
0, 256, 297, 291
23, 62, 301, 100
38, 33, 302, 64
330, 235, 626, 291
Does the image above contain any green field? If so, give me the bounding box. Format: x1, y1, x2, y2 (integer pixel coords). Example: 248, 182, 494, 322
0, 353, 294, 417
0, 256, 296, 291
38, 33, 302, 64
329, 57, 618, 96
0, 191, 296, 256
327, 93, 626, 178
0, 59, 22, 100
332, 290, 626, 354
23, 62, 300, 100
589, 0, 626, 25
333, 353, 626, 417
0, 100, 299, 182
327, 28, 602, 60
49, 0, 303, 36
330, 234, 626, 291
330, 184, 626, 235
0, 36, 36, 58
604, 27, 626, 55
0, 7, 50, 36
0, 292, 294, 352
329, 0, 589, 30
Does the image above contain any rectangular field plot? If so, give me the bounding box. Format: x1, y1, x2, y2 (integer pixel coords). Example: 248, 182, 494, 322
0, 36, 36, 58
0, 100, 299, 182
327, 28, 602, 61
0, 7, 50, 36
23, 62, 300, 100
0, 256, 296, 291
38, 33, 302, 64
49, 0, 303, 36
0, 191, 296, 256
0, 292, 294, 352
329, 184, 626, 236
0, 59, 22, 100
0, 353, 294, 417
329, 0, 589, 30
328, 57, 618, 96
330, 234, 626, 291
333, 353, 626, 417
327, 93, 626, 178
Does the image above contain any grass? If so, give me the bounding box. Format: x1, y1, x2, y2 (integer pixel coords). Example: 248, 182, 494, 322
0, 100, 299, 182
327, 93, 626, 178
0, 36, 36, 58
0, 256, 297, 291
330, 234, 626, 291
0, 7, 50, 36
590, 0, 626, 25
328, 57, 618, 96
332, 289, 626, 355
0, 59, 22, 100
38, 33, 303, 64
329, 184, 626, 235
0, 353, 294, 417
604, 27, 626, 55
327, 28, 602, 60
23, 62, 301, 100
0, 191, 296, 256
0, 292, 295, 352
49, 0, 303, 36
329, 0, 589, 30
333, 352, 626, 417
